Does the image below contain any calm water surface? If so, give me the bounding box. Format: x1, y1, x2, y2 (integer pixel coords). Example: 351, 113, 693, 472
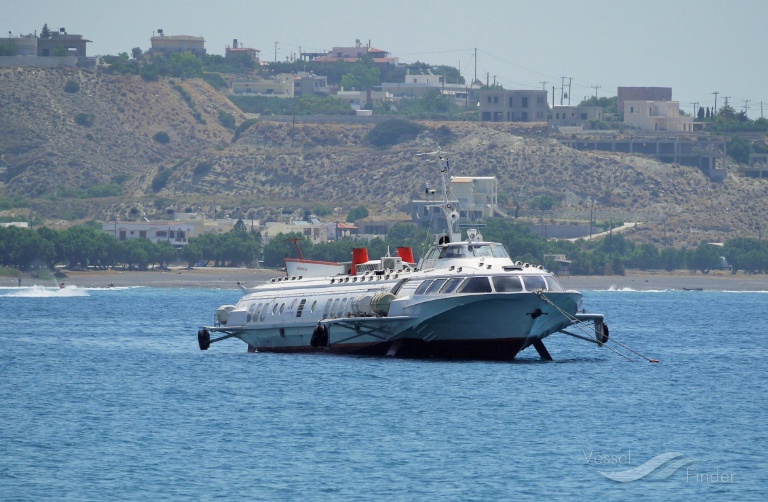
1, 285, 766, 500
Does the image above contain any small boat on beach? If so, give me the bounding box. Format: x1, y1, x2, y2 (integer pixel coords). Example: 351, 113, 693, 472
197, 149, 608, 361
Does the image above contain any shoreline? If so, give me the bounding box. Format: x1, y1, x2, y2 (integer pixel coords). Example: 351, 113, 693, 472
2, 267, 766, 292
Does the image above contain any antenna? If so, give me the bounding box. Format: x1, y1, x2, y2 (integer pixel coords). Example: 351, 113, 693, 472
416, 146, 459, 242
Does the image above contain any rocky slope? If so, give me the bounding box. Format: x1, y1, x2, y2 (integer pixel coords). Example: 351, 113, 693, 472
1, 66, 767, 248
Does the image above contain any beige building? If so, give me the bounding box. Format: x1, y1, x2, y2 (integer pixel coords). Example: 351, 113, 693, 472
232, 75, 293, 96
479, 89, 548, 122
623, 100, 693, 132
264, 222, 328, 243
551, 105, 603, 126
617, 87, 672, 117
37, 29, 91, 57
150, 30, 205, 55
294, 72, 329, 97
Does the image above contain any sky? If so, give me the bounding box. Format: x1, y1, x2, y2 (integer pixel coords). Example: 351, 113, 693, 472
4, 0, 767, 118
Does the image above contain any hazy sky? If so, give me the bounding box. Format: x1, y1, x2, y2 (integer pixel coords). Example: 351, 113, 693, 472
4, 0, 766, 118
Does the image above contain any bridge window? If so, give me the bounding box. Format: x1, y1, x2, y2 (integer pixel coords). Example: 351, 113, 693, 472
545, 276, 565, 292
522, 276, 547, 291
415, 280, 433, 295
492, 276, 523, 292
439, 278, 463, 294
425, 279, 447, 294
456, 277, 492, 293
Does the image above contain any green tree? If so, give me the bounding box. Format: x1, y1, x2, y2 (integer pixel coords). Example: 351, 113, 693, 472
690, 242, 721, 274
0, 41, 18, 56
131, 47, 143, 60
41, 24, 51, 39
218, 110, 236, 130
169, 51, 203, 78
727, 136, 751, 164
340, 55, 380, 105
346, 206, 369, 222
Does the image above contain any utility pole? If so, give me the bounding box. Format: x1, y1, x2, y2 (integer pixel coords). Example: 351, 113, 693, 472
591, 84, 601, 99
552, 86, 556, 108
712, 91, 719, 117
539, 81, 548, 91
690, 102, 699, 117
274, 41, 277, 63
567, 77, 572, 105
742, 99, 750, 115
560, 76, 566, 105
473, 47, 477, 86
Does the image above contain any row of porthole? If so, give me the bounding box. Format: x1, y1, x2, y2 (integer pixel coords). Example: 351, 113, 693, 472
246, 299, 319, 323
322, 297, 351, 319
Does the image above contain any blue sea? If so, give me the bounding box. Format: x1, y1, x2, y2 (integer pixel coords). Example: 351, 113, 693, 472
1, 284, 766, 501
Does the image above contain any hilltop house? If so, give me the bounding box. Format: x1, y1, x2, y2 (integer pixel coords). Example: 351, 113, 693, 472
303, 39, 397, 65
623, 100, 693, 132
225, 39, 259, 62
478, 89, 548, 122
150, 30, 205, 55
617, 87, 672, 118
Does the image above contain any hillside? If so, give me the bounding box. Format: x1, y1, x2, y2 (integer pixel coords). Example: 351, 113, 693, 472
1, 66, 767, 248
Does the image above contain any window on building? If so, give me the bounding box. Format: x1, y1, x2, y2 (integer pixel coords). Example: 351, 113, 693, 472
508, 96, 514, 107
493, 96, 499, 103
522, 97, 529, 108
522, 112, 528, 121
139, 231, 147, 239
487, 96, 492, 104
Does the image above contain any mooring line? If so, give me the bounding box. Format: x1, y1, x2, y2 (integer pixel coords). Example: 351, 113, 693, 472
537, 291, 659, 363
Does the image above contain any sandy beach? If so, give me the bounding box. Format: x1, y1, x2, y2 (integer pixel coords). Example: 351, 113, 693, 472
3, 267, 767, 292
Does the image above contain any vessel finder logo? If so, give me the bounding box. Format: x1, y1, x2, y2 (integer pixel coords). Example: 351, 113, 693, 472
584, 450, 694, 482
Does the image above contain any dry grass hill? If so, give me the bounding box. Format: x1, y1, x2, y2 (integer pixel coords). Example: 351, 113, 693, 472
1, 66, 767, 248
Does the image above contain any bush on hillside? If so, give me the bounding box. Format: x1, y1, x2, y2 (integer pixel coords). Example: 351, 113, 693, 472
365, 119, 425, 147
74, 113, 94, 127
153, 131, 170, 144
64, 80, 80, 93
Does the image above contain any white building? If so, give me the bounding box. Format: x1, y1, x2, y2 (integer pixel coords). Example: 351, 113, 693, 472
102, 221, 199, 248
623, 100, 693, 132
412, 176, 499, 228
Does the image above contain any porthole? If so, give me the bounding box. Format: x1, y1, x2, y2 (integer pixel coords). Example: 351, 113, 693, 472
310, 300, 317, 313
